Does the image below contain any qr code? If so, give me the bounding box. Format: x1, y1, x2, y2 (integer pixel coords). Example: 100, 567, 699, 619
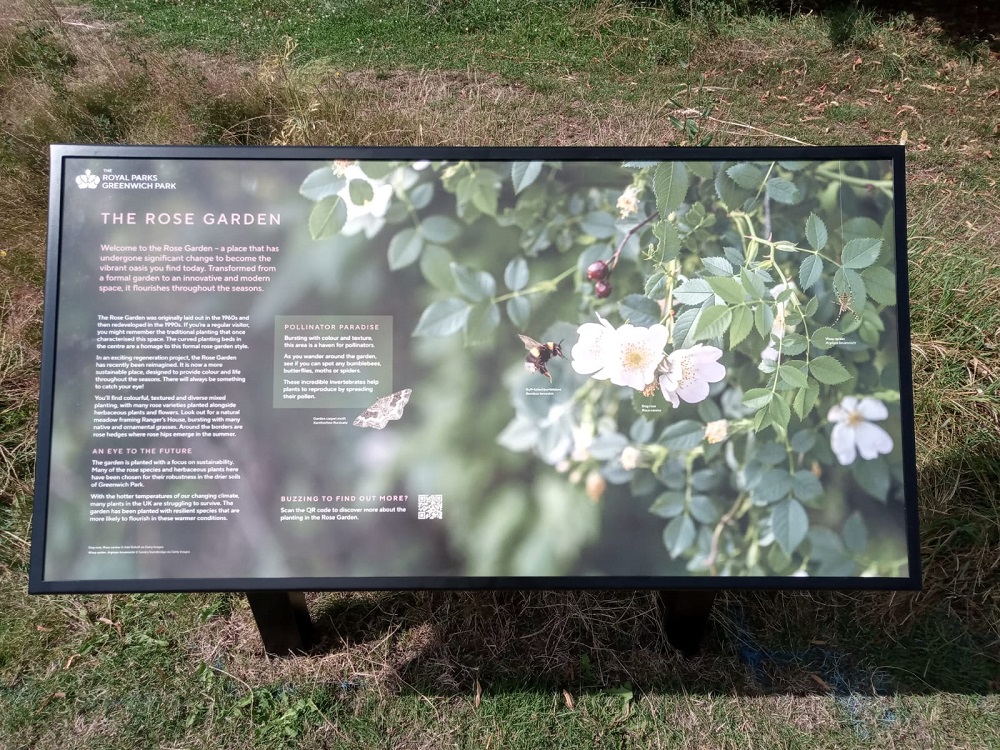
417, 494, 443, 520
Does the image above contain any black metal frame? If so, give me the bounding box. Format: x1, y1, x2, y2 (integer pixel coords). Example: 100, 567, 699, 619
30, 144, 921, 600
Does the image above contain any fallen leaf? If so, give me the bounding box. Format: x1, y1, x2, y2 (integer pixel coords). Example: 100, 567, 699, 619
563, 689, 575, 709
34, 691, 67, 715
810, 674, 831, 691
474, 679, 482, 709
35, 625, 52, 632
64, 654, 82, 670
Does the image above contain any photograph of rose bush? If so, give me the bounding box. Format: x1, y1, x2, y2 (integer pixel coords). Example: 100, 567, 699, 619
300, 156, 909, 579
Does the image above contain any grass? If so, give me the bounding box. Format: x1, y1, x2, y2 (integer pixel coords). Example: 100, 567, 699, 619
1, 0, 1000, 746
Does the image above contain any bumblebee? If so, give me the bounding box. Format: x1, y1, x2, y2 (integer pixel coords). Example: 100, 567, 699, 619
519, 334, 565, 382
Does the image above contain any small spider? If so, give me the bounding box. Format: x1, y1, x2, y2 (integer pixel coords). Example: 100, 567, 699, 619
834, 293, 857, 323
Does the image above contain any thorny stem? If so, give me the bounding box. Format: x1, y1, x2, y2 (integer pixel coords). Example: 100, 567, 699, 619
707, 492, 749, 575
609, 211, 661, 269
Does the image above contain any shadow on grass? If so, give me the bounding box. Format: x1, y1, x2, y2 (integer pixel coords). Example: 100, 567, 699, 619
302, 588, 997, 698
827, 0, 998, 53
301, 440, 999, 698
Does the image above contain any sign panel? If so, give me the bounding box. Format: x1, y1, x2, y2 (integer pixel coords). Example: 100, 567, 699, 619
30, 146, 919, 592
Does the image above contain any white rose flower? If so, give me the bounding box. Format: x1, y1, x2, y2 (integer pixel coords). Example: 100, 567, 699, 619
570, 314, 617, 380
827, 396, 894, 465
658, 344, 727, 407
605, 323, 670, 391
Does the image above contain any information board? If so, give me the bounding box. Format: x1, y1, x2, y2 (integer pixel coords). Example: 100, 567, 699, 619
30, 146, 920, 592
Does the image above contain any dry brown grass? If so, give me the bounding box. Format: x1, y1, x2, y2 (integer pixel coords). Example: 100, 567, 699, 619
0, 9, 998, 743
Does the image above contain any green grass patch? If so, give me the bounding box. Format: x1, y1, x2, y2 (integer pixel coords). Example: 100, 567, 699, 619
1, 1, 1000, 747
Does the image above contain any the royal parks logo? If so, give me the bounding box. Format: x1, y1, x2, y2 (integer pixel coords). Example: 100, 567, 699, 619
73, 167, 178, 191
75, 169, 100, 189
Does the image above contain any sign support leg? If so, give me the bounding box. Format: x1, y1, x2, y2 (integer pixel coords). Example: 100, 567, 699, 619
246, 591, 312, 655
657, 590, 717, 656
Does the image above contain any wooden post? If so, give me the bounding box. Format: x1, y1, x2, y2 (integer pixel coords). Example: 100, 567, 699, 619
657, 590, 718, 657
246, 591, 313, 656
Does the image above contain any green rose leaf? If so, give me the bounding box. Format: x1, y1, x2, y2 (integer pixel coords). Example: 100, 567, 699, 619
742, 388, 773, 411
671, 308, 700, 348
778, 364, 809, 389
413, 297, 471, 337
726, 162, 765, 191
630, 417, 656, 443
308, 196, 347, 240
654, 161, 689, 216
805, 213, 828, 251
771, 498, 809, 555
778, 160, 810, 171
663, 514, 697, 559
420, 245, 456, 291
740, 267, 767, 300
511, 161, 543, 194
809, 355, 852, 385
465, 302, 501, 344
580, 211, 616, 239
686, 161, 715, 179
506, 296, 530, 329
619, 294, 662, 327
299, 167, 346, 201
843, 511, 869, 555
707, 276, 746, 305
715, 164, 752, 211
702, 256, 734, 276
497, 416, 540, 452
842, 238, 882, 270
690, 494, 721, 524
359, 161, 393, 179
410, 182, 433, 210
660, 420, 705, 450
470, 170, 501, 215
673, 278, 714, 306
752, 468, 791, 504
644, 271, 666, 298
792, 383, 820, 419
348, 178, 374, 206
387, 228, 425, 270
451, 263, 496, 302
650, 491, 686, 519
421, 215, 461, 244
768, 393, 791, 431
653, 220, 681, 262
792, 470, 823, 502
693, 305, 732, 341
504, 257, 530, 291
852, 456, 891, 502
730, 305, 753, 347
799, 255, 823, 290
862, 265, 896, 305
754, 303, 775, 339
811, 327, 844, 350
765, 177, 801, 204
781, 333, 807, 357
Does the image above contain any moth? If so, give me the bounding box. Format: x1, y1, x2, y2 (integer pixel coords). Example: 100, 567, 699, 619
353, 389, 412, 429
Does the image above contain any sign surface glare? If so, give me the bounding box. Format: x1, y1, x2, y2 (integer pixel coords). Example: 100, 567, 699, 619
30, 146, 919, 593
